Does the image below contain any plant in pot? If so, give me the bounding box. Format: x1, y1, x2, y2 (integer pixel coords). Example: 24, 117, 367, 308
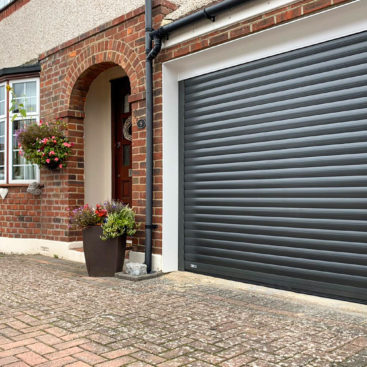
70, 201, 138, 277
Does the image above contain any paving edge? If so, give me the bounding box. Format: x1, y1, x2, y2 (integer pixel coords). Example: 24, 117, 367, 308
115, 271, 165, 281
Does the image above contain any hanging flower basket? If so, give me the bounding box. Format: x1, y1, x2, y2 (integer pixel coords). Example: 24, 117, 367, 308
16, 120, 73, 170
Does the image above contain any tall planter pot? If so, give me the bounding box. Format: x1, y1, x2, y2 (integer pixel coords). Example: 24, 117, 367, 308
82, 226, 126, 277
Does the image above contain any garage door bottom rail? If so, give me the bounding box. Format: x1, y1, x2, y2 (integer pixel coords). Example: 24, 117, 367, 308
185, 261, 367, 303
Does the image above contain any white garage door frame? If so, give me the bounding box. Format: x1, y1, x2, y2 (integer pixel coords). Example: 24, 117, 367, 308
161, 0, 367, 273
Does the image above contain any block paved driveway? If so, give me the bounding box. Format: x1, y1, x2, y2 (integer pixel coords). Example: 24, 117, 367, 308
0, 255, 366, 367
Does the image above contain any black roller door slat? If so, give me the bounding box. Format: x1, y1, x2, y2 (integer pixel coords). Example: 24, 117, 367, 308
185, 176, 367, 189
186, 229, 367, 254
185, 131, 367, 159
185, 247, 367, 276
185, 32, 367, 87
185, 153, 367, 173
181, 30, 367, 302
185, 240, 367, 265
185, 73, 367, 110
184, 254, 367, 287
186, 206, 367, 220
184, 213, 367, 232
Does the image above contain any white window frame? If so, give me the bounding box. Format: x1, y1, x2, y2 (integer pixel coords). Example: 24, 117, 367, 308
0, 0, 14, 12
0, 82, 6, 184
8, 77, 40, 184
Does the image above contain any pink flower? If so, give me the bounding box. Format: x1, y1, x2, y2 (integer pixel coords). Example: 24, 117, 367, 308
54, 157, 59, 162
52, 136, 55, 139
63, 142, 72, 148
49, 151, 55, 156
46, 159, 50, 163
53, 140, 57, 143
59, 164, 63, 168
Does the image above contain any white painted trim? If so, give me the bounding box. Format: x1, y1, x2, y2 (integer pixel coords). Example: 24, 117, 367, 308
162, 0, 367, 272
0, 83, 7, 184
9, 77, 40, 184
163, 0, 298, 48
0, 237, 85, 263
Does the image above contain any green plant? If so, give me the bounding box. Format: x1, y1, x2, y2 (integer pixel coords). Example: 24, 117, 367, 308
101, 206, 138, 240
8, 84, 27, 122
69, 200, 138, 241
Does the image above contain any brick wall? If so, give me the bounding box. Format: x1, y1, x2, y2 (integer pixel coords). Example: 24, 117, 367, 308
0, 0, 353, 254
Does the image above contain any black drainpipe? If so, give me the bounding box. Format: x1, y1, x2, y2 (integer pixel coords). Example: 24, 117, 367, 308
145, 0, 154, 273
144, 0, 246, 272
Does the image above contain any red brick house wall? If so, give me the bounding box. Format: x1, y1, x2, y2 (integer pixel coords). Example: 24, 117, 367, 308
0, 0, 352, 254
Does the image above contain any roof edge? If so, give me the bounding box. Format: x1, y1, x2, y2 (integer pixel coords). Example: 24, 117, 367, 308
0, 63, 41, 78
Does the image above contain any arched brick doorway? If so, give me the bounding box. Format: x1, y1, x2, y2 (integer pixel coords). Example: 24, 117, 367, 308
68, 62, 133, 207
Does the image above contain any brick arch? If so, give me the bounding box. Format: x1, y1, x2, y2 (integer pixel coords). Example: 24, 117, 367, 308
65, 40, 143, 115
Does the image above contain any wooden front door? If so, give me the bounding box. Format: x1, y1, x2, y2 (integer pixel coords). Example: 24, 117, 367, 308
111, 77, 132, 206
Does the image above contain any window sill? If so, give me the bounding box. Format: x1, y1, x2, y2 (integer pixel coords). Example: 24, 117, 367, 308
0, 183, 30, 187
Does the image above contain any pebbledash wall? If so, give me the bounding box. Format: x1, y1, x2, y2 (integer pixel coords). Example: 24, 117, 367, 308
0, 0, 354, 267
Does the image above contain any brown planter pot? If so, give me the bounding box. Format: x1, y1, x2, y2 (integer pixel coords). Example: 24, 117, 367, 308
82, 226, 126, 277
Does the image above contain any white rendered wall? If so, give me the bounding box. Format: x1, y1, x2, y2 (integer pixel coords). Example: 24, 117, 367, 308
0, 0, 251, 69
84, 66, 125, 207
162, 0, 367, 272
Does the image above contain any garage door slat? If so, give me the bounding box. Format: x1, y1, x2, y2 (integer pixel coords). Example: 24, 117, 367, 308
185, 32, 367, 89
185, 241, 367, 265
186, 229, 367, 254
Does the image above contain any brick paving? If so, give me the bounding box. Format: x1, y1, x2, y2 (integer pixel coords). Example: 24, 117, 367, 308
0, 255, 366, 366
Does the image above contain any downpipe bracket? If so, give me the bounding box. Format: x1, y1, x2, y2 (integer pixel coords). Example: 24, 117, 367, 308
145, 224, 158, 230
203, 9, 216, 22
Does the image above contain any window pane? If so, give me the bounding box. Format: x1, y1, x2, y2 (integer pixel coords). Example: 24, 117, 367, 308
12, 165, 36, 180
0, 0, 14, 11
12, 81, 37, 113
0, 85, 4, 117
26, 82, 36, 97
13, 83, 24, 97
12, 118, 37, 181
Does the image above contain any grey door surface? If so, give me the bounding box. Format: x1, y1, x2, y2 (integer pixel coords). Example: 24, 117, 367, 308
180, 31, 367, 302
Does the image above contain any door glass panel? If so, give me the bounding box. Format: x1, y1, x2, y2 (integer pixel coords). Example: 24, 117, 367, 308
123, 145, 130, 166
123, 94, 130, 113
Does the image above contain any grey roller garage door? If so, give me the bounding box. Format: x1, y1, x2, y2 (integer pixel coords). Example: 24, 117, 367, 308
179, 31, 367, 302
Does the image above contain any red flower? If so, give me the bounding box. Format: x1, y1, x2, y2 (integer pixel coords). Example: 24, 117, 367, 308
95, 204, 107, 218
